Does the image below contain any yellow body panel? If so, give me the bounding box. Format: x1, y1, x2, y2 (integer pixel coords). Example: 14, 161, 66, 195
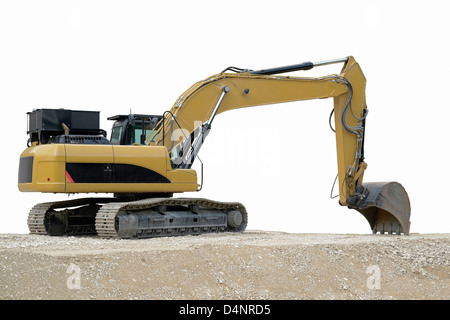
19, 144, 198, 194
64, 181, 198, 194
19, 144, 66, 192
65, 145, 113, 163
112, 145, 169, 176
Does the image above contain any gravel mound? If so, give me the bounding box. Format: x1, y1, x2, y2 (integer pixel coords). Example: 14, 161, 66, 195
0, 231, 448, 300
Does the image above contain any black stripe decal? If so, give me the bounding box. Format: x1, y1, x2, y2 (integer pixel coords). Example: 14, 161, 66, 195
66, 163, 170, 184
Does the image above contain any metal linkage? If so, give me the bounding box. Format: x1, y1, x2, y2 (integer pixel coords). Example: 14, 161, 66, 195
250, 57, 349, 75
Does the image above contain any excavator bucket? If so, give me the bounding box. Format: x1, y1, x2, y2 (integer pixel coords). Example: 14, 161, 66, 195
349, 182, 411, 235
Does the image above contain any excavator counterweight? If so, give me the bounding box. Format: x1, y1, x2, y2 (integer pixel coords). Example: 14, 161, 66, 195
18, 56, 411, 237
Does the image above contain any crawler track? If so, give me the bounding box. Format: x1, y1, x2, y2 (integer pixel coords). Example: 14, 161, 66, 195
27, 197, 248, 239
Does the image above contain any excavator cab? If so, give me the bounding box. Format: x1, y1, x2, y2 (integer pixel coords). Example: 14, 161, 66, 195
107, 114, 162, 145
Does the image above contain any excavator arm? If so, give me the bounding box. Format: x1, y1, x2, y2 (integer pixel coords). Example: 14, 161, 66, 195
147, 56, 411, 234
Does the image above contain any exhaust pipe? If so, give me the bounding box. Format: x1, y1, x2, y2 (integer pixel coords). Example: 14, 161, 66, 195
348, 182, 411, 235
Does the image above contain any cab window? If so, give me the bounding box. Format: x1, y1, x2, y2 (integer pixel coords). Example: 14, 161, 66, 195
130, 123, 153, 145
110, 126, 122, 145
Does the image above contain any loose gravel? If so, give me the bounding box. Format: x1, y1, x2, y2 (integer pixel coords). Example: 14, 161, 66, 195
0, 231, 448, 300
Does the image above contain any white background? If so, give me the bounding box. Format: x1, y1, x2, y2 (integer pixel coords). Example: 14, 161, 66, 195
1, 0, 449, 234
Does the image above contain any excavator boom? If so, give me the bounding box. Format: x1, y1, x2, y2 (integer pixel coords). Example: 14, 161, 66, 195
18, 56, 411, 237
145, 56, 410, 234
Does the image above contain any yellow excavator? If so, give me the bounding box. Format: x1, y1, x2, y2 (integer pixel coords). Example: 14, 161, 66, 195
18, 56, 411, 238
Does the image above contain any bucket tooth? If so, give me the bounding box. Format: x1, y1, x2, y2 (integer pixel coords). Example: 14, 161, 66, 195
348, 182, 411, 235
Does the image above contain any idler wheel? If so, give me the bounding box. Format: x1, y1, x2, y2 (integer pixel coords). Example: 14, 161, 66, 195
227, 210, 243, 228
